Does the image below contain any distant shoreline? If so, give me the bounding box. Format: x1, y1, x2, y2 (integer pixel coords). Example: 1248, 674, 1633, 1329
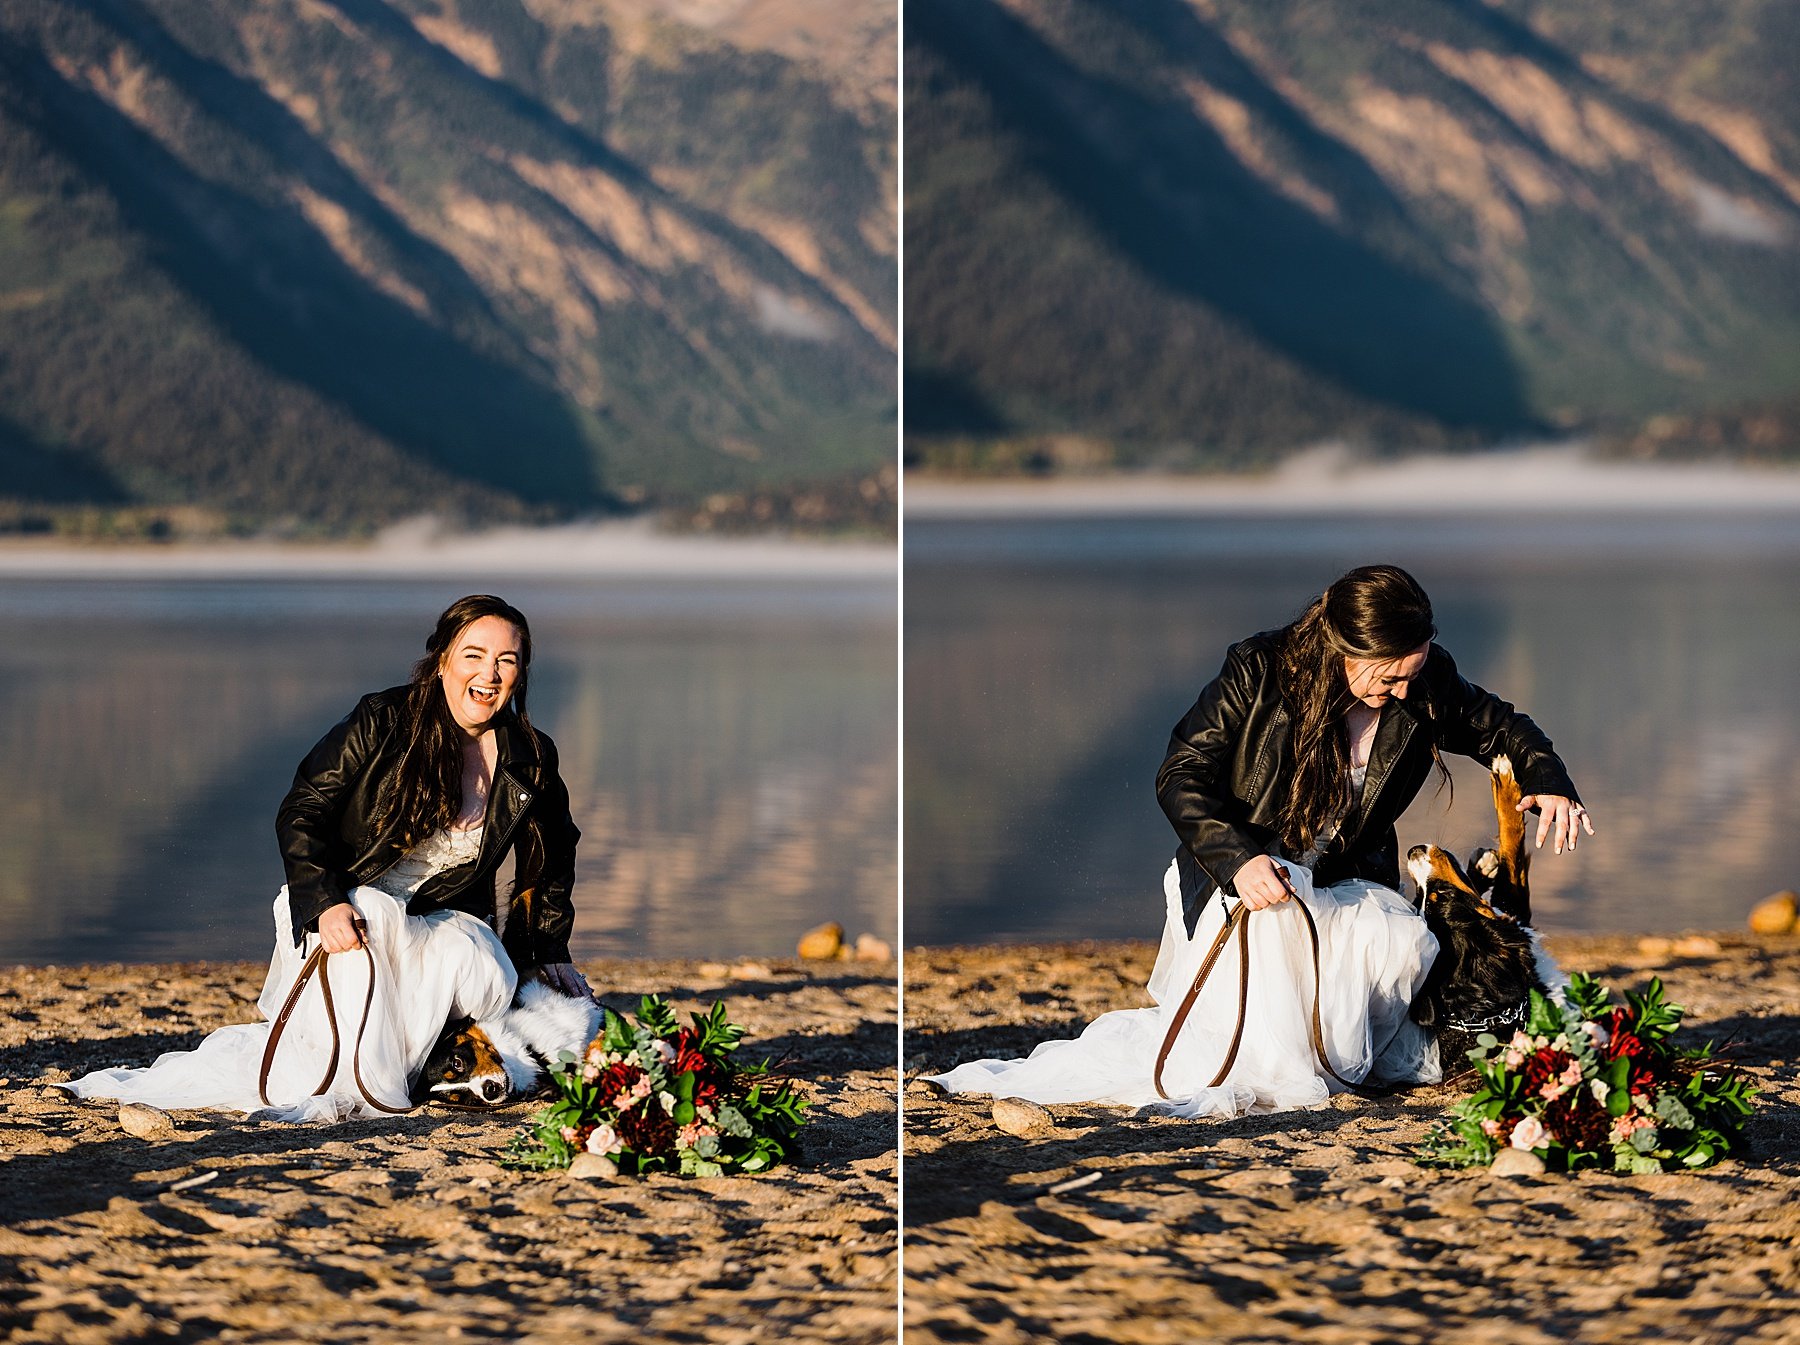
0, 516, 897, 579
903, 445, 1800, 517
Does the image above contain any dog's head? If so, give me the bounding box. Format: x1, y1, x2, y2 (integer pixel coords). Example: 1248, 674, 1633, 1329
1407, 842, 1479, 905
413, 1018, 517, 1108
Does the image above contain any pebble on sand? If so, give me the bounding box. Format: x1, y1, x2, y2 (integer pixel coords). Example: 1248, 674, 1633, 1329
1489, 1148, 1547, 1177
854, 933, 892, 962
992, 1097, 1054, 1138
797, 922, 845, 960
1750, 891, 1798, 936
117, 1103, 175, 1140
567, 1153, 620, 1180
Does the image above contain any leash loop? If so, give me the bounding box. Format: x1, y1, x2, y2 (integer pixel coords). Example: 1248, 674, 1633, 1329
1153, 887, 1399, 1102
258, 933, 415, 1115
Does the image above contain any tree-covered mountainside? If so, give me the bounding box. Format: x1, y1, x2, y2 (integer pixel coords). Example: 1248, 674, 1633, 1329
0, 0, 896, 532
905, 0, 1800, 471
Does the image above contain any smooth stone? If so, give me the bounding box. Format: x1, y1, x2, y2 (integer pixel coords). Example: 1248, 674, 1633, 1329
1489, 1148, 1547, 1177
853, 933, 893, 962
1672, 934, 1722, 956
992, 1097, 1054, 1138
729, 962, 774, 980
568, 1152, 620, 1180
118, 1103, 176, 1139
1749, 891, 1798, 935
796, 922, 845, 960
1636, 936, 1673, 960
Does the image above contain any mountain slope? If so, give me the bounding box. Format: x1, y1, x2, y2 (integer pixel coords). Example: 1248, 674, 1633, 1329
0, 0, 895, 530
904, 0, 1800, 468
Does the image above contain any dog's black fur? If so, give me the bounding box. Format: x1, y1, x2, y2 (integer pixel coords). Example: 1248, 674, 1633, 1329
1408, 756, 1556, 1071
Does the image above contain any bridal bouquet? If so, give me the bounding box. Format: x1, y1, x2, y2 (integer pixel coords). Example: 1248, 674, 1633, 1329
1418, 973, 1755, 1174
502, 996, 808, 1176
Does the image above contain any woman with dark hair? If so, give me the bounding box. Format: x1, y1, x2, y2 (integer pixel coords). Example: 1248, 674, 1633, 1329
63, 595, 587, 1119
930, 565, 1593, 1117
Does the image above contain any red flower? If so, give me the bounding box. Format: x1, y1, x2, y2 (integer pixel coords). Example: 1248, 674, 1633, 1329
594, 1060, 645, 1106
615, 1096, 675, 1156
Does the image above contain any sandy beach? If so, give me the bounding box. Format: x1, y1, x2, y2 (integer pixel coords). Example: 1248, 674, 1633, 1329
0, 956, 897, 1344
904, 933, 1800, 1343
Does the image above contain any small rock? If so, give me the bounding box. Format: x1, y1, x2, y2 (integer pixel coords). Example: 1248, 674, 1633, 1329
118, 1103, 175, 1139
796, 922, 845, 960
1636, 936, 1673, 960
853, 933, 892, 962
568, 1153, 619, 1180
697, 962, 730, 978
992, 1097, 1054, 1138
729, 962, 773, 980
1672, 934, 1721, 957
1489, 1148, 1546, 1177
1749, 891, 1798, 936
38, 1068, 71, 1084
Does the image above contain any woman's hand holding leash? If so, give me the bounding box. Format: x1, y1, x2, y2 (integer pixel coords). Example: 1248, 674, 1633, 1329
1232, 854, 1299, 911
318, 903, 367, 954
1517, 794, 1595, 855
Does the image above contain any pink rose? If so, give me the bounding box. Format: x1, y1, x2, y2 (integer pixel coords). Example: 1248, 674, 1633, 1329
585, 1123, 620, 1156
1510, 1116, 1549, 1150
1480, 1118, 1503, 1138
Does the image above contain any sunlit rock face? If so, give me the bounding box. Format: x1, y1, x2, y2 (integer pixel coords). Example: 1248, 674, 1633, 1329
0, 0, 897, 530
904, 0, 1800, 469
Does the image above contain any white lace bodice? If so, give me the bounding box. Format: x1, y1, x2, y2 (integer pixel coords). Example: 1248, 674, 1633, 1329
372, 825, 485, 899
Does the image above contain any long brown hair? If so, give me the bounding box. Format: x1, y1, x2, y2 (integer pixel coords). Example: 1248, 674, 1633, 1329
1275, 565, 1445, 855
373, 594, 536, 850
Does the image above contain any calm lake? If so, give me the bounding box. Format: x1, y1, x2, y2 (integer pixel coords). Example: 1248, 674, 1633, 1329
0, 574, 895, 966
906, 512, 1800, 943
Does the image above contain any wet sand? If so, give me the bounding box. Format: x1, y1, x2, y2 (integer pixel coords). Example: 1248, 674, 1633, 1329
904, 934, 1800, 1344
0, 957, 897, 1344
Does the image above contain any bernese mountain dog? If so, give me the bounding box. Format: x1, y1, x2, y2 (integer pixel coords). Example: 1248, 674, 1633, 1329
412, 979, 602, 1108
1408, 756, 1564, 1074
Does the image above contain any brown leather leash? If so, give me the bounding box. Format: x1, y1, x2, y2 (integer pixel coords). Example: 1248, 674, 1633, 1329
258, 933, 413, 1115
1153, 894, 1387, 1101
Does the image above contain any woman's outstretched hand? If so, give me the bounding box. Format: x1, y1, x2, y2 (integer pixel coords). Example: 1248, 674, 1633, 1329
1517, 794, 1596, 855
1231, 854, 1298, 911
536, 962, 597, 1001
317, 902, 367, 953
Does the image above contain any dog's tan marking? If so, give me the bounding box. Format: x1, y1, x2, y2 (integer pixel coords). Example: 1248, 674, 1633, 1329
1488, 754, 1531, 919
1409, 843, 1479, 898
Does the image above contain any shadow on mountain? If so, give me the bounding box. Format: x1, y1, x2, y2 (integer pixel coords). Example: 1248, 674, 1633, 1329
909, 0, 1535, 434
78, 0, 521, 346
0, 414, 130, 505
324, 0, 884, 356
904, 364, 1009, 438
0, 36, 605, 508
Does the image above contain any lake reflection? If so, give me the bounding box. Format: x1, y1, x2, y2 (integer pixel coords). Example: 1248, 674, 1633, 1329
0, 577, 895, 965
906, 514, 1800, 942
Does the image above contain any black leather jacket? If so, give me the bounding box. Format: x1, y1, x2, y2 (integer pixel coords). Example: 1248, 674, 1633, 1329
1156, 633, 1579, 937
275, 687, 581, 973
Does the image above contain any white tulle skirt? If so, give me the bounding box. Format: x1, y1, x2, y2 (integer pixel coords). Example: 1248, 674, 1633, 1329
929, 859, 1441, 1118
61, 886, 517, 1121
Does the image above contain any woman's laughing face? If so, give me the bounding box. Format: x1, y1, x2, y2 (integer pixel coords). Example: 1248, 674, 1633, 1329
441, 615, 524, 735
